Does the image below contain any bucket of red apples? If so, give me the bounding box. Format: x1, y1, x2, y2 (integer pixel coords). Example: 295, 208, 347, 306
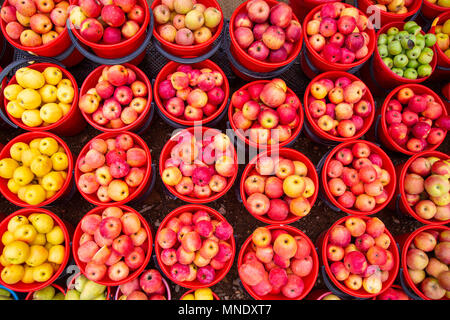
115, 269, 171, 300
321, 140, 396, 215
151, 0, 223, 59
396, 151, 449, 225
357, 0, 422, 27
155, 205, 235, 289
0, 0, 84, 66
228, 78, 303, 149
79, 64, 153, 132
320, 216, 400, 299
229, 0, 303, 77
240, 148, 318, 224
373, 284, 410, 300
72, 205, 152, 286
302, 2, 375, 77
238, 225, 319, 300
303, 71, 375, 143
75, 132, 152, 206
379, 84, 448, 155
154, 61, 229, 127
68, 0, 150, 63
400, 225, 449, 300
159, 127, 237, 203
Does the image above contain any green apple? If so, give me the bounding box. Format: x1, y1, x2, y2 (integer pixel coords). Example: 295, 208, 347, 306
425, 34, 437, 47
387, 27, 399, 36
33, 286, 55, 300
383, 57, 394, 69
406, 46, 422, 60
388, 40, 403, 55
394, 54, 409, 68
407, 59, 419, 69
378, 45, 389, 58
80, 281, 106, 300
418, 64, 433, 77
418, 48, 434, 64
415, 34, 425, 49
408, 25, 422, 36
392, 68, 404, 77
401, 37, 415, 50
404, 68, 418, 79
378, 34, 388, 45
74, 274, 88, 292
65, 289, 80, 300
403, 21, 418, 33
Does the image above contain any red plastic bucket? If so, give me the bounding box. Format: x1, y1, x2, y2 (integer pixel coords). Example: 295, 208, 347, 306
0, 1, 83, 67
240, 148, 319, 225
321, 140, 397, 216
79, 64, 153, 133
238, 224, 319, 300
303, 71, 375, 144
290, 0, 341, 22
393, 150, 449, 225
2, 62, 85, 136
357, 0, 422, 27
0, 132, 74, 208
0, 208, 71, 293
398, 225, 450, 300
301, 3, 376, 76
379, 84, 448, 155
422, 0, 450, 20
319, 215, 400, 299
155, 204, 236, 289
159, 126, 238, 204
74, 131, 152, 206
114, 273, 171, 300
153, 60, 229, 128
70, 0, 150, 64
72, 205, 153, 287
25, 283, 65, 300
67, 272, 111, 300
180, 289, 220, 300
228, 80, 304, 150
430, 11, 450, 78
229, 0, 303, 75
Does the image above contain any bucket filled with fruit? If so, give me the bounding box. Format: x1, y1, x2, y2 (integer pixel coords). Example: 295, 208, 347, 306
159, 127, 237, 203
0, 0, 84, 67
422, 0, 450, 21
67, 0, 152, 65
115, 269, 171, 300
25, 283, 65, 300
303, 72, 375, 145
155, 205, 235, 289
0, 208, 71, 292
151, 0, 224, 62
72, 206, 152, 287
66, 273, 111, 300
430, 12, 450, 78
319, 216, 400, 299
240, 148, 318, 225
75, 132, 153, 206
180, 288, 219, 300
154, 60, 229, 128
394, 151, 449, 225
379, 84, 448, 155
1, 61, 85, 136
0, 132, 73, 208
356, 0, 422, 27
228, 79, 303, 150
301, 2, 375, 79
238, 225, 319, 300
79, 64, 153, 133
229, 0, 303, 79
320, 140, 396, 215
398, 225, 449, 300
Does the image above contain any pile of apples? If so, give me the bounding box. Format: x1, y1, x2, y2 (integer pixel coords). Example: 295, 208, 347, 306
79, 65, 149, 129
162, 132, 235, 199
77, 134, 148, 203
1, 0, 69, 47
66, 274, 108, 300
426, 0, 450, 8
233, 1, 301, 63
4, 66, 75, 128
435, 18, 450, 59
156, 208, 234, 285
76, 206, 149, 283
117, 269, 168, 300
244, 155, 314, 221
371, 0, 415, 14
403, 156, 449, 222
307, 76, 372, 138
181, 288, 215, 300
154, 0, 222, 45
69, 0, 145, 44
0, 213, 66, 285
306, 2, 371, 64
384, 87, 447, 152
157, 64, 225, 121
0, 137, 70, 206
406, 229, 449, 300
239, 227, 315, 299
231, 79, 301, 146
378, 21, 436, 79
325, 142, 392, 212
326, 217, 396, 295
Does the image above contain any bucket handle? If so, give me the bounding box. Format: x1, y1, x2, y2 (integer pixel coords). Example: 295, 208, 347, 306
399, 267, 423, 300
0, 56, 65, 128
65, 7, 154, 65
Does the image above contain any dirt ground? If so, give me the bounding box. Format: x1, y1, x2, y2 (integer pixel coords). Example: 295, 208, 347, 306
0, 0, 449, 300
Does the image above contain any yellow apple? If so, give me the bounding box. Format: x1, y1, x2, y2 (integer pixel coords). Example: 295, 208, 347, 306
46, 226, 64, 245
24, 185, 47, 205
0, 255, 11, 267
0, 158, 19, 179
22, 265, 35, 284
57, 79, 72, 88
7, 179, 21, 194
48, 245, 65, 264
26, 245, 49, 267
29, 138, 42, 150
1, 231, 15, 246
17, 186, 28, 202
58, 102, 70, 116
32, 262, 53, 282
15, 68, 45, 89
1, 264, 25, 284
30, 214, 54, 234
21, 148, 41, 167
39, 138, 59, 156
194, 288, 213, 300
50, 152, 68, 171
3, 240, 30, 264
13, 224, 37, 243
7, 215, 29, 233
39, 84, 58, 103
22, 109, 43, 127
16, 88, 41, 110
30, 155, 52, 177
10, 142, 29, 162
56, 85, 74, 104
42, 171, 64, 191
6, 100, 25, 118
13, 166, 34, 186
40, 103, 63, 124
3, 84, 23, 101
43, 67, 62, 86
31, 233, 47, 246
